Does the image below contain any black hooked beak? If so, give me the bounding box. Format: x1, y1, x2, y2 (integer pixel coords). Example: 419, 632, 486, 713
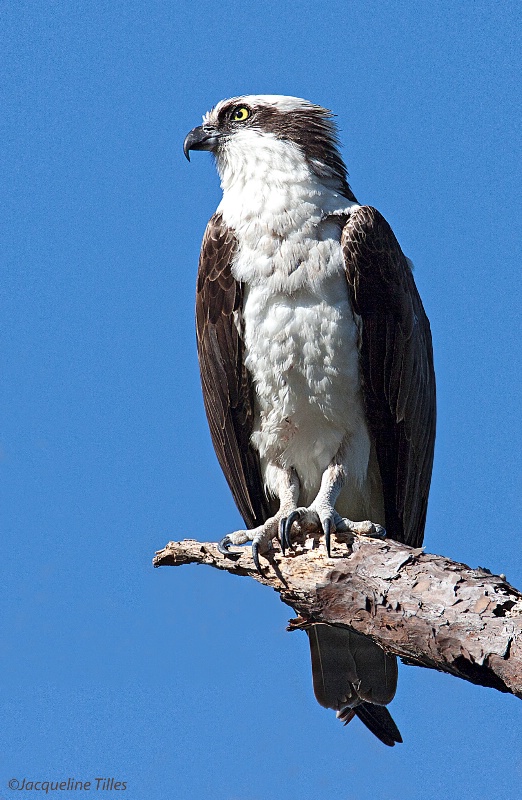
183, 126, 221, 161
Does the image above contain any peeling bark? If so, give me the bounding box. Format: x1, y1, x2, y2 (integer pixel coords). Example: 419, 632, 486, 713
153, 534, 522, 698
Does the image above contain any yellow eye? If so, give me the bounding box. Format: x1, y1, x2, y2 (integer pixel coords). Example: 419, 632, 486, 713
231, 106, 250, 122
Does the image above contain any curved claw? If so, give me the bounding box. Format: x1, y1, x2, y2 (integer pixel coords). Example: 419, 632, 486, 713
279, 518, 287, 555
217, 535, 240, 559
217, 535, 232, 555
284, 509, 301, 550
323, 518, 332, 557
251, 541, 264, 574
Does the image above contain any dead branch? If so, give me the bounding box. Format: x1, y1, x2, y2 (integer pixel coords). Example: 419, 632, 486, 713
153, 533, 522, 699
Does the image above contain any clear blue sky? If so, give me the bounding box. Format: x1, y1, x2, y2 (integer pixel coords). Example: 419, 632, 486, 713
2, 1, 521, 798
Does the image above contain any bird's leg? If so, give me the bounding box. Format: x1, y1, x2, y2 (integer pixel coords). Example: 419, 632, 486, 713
283, 441, 385, 556
218, 466, 300, 573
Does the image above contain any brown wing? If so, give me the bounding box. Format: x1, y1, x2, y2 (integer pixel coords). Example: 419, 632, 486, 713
342, 206, 436, 547
195, 212, 271, 529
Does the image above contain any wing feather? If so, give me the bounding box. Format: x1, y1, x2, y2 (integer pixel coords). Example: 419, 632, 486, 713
195, 213, 271, 528
342, 206, 436, 547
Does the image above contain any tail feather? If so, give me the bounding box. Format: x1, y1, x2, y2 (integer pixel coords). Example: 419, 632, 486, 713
354, 703, 403, 747
307, 623, 402, 746
307, 624, 397, 709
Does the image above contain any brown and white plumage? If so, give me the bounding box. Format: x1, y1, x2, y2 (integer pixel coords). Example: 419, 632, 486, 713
195, 217, 271, 528
185, 95, 436, 746
342, 206, 436, 547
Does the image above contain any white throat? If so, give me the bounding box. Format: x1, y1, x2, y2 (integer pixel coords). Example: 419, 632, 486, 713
216, 130, 358, 237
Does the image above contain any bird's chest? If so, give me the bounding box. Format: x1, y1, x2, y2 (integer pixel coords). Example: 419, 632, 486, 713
243, 276, 358, 400
236, 238, 363, 462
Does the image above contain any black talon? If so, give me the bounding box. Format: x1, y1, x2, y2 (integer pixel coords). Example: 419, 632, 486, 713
251, 541, 263, 574
217, 535, 231, 556
284, 510, 300, 550
217, 536, 240, 559
323, 518, 332, 557
279, 518, 287, 554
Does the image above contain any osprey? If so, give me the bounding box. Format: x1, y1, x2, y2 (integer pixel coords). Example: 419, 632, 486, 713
184, 95, 436, 746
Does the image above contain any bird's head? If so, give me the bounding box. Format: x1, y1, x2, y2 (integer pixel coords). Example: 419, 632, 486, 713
183, 95, 352, 197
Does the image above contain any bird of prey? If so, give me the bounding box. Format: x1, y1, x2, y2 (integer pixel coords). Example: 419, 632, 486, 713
184, 95, 436, 746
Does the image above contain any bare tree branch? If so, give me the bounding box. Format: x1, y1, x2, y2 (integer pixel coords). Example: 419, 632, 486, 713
153, 533, 522, 698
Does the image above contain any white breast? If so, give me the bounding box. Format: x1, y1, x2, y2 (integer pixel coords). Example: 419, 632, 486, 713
217, 135, 373, 509
243, 262, 372, 500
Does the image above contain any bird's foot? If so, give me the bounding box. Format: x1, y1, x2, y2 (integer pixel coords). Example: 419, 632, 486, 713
281, 503, 337, 556
217, 507, 385, 570
217, 516, 282, 574
282, 505, 386, 557
335, 517, 386, 539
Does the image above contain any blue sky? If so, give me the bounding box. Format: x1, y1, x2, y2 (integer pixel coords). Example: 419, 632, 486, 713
1, 1, 521, 798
